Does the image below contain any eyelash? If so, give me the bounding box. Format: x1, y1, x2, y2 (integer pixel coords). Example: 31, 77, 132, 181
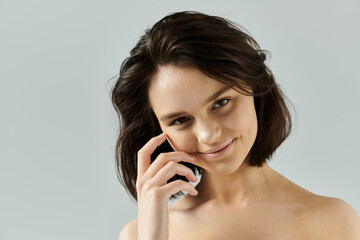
169, 98, 231, 126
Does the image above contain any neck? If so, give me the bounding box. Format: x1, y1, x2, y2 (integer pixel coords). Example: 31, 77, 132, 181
191, 161, 280, 207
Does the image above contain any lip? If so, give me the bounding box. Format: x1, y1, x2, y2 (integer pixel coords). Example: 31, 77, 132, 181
201, 139, 235, 158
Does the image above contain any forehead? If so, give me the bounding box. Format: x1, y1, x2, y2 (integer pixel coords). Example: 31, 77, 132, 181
148, 65, 227, 113
150, 64, 223, 92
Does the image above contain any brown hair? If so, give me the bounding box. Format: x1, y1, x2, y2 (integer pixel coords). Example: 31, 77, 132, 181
110, 11, 295, 202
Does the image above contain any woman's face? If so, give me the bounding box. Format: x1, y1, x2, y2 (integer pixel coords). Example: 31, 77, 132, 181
148, 64, 258, 175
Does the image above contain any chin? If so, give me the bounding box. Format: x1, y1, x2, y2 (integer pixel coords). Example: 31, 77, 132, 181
203, 159, 246, 177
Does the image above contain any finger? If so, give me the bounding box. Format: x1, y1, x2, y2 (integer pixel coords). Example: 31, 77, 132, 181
137, 133, 167, 178
159, 180, 198, 203
143, 151, 197, 181
153, 161, 198, 186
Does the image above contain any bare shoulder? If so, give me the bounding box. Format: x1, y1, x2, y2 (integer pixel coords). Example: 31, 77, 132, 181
304, 195, 360, 239
118, 217, 138, 240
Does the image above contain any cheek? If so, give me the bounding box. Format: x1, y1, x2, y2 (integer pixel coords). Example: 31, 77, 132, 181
225, 99, 258, 135
164, 132, 194, 152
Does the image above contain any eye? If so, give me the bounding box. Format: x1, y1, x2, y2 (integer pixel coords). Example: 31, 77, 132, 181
212, 98, 230, 109
170, 116, 190, 126
169, 98, 231, 127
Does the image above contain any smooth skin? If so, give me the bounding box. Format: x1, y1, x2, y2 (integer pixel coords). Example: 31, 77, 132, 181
119, 64, 360, 240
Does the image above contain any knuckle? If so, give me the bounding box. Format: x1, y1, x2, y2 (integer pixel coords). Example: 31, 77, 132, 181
142, 182, 151, 191
167, 160, 177, 168
148, 188, 161, 200
137, 148, 144, 158
135, 179, 143, 190
177, 163, 189, 172
174, 179, 185, 187
136, 177, 150, 190
157, 152, 167, 160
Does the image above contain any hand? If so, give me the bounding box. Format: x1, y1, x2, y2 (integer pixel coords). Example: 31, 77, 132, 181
136, 133, 198, 240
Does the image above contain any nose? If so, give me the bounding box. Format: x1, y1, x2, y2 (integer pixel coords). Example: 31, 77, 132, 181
195, 117, 222, 145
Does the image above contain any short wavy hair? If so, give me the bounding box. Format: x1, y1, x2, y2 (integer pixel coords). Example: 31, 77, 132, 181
110, 11, 294, 202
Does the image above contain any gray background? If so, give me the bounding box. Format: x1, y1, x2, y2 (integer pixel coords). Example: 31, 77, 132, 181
1, 0, 359, 239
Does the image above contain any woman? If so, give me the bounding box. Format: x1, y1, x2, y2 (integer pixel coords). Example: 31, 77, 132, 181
112, 11, 360, 239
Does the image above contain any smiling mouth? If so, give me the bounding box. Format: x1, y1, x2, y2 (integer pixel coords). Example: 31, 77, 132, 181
200, 138, 235, 158
201, 139, 234, 154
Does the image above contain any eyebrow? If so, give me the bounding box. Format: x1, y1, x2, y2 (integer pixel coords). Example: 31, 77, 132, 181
159, 86, 231, 121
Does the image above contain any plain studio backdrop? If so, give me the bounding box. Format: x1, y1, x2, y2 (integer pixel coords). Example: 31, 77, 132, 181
1, 0, 359, 239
